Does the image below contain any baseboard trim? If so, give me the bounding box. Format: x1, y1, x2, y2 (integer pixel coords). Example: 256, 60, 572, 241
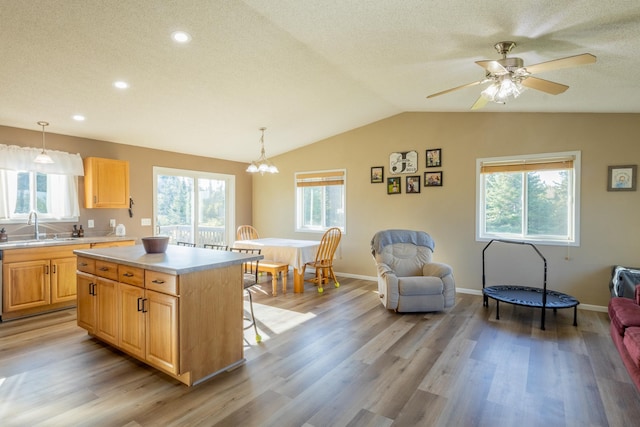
335, 272, 608, 313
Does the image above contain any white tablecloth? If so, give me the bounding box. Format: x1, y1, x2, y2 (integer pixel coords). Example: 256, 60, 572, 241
234, 238, 320, 271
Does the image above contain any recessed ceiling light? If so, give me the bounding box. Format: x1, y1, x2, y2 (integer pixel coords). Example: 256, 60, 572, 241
171, 31, 192, 43
113, 81, 129, 89
72, 115, 85, 121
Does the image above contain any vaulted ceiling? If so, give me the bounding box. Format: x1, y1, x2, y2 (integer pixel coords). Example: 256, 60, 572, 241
1, 1, 638, 163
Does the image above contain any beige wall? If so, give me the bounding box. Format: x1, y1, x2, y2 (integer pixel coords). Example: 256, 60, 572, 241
0, 125, 252, 241
253, 112, 640, 308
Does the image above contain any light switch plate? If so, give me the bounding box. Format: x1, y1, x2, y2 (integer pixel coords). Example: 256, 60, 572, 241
141, 218, 152, 226
88, 219, 95, 228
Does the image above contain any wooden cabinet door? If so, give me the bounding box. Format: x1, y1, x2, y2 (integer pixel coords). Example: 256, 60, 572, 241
94, 278, 119, 345
145, 290, 179, 374
51, 256, 78, 304
84, 157, 130, 208
76, 272, 96, 332
119, 283, 145, 359
2, 260, 50, 312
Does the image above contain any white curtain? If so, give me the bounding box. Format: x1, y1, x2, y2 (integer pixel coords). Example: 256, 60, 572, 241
0, 145, 82, 221
0, 144, 84, 176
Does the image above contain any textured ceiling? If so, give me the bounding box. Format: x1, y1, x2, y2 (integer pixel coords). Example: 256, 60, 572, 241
1, 1, 639, 163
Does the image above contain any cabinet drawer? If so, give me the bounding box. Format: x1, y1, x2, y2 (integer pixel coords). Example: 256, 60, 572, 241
118, 265, 144, 287
145, 271, 178, 296
95, 260, 119, 280
77, 256, 95, 274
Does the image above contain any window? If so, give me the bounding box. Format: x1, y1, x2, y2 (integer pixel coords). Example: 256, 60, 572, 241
476, 151, 580, 246
153, 167, 235, 246
296, 169, 346, 233
0, 170, 80, 222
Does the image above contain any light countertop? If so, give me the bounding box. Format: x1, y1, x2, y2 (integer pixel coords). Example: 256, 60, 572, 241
0, 236, 136, 250
74, 244, 262, 275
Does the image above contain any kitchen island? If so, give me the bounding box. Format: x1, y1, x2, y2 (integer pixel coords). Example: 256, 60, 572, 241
73, 244, 261, 386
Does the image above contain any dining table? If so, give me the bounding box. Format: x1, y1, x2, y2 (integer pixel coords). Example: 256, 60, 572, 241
234, 237, 320, 293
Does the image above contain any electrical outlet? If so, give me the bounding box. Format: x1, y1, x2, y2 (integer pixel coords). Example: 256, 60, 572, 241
88, 219, 95, 228
109, 219, 116, 227
141, 218, 152, 226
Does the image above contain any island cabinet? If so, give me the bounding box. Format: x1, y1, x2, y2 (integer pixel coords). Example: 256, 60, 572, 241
2, 244, 90, 320
74, 245, 258, 386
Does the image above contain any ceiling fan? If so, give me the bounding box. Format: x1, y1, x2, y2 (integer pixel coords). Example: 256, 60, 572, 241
426, 41, 596, 110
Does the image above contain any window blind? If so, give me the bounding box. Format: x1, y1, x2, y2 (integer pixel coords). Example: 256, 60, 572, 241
296, 170, 345, 187
480, 156, 574, 174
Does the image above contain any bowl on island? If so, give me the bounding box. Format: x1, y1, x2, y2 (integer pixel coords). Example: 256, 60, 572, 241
141, 236, 169, 253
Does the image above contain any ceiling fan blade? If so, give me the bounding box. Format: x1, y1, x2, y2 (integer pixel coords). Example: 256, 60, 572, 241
475, 60, 507, 74
525, 53, 596, 75
521, 77, 569, 95
471, 96, 489, 110
426, 80, 483, 99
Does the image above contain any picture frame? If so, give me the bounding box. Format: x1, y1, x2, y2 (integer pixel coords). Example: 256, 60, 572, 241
406, 175, 420, 193
608, 165, 637, 191
370, 166, 384, 183
426, 148, 441, 168
387, 177, 401, 194
389, 151, 418, 174
424, 171, 443, 187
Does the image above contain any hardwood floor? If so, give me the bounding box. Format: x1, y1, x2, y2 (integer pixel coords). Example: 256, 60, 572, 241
1, 275, 639, 426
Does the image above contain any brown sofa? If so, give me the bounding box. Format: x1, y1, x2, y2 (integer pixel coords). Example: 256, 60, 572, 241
609, 284, 640, 392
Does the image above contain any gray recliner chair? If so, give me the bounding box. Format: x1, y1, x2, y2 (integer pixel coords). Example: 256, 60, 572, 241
371, 229, 455, 312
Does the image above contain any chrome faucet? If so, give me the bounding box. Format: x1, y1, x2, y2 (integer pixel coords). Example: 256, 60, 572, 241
27, 210, 39, 240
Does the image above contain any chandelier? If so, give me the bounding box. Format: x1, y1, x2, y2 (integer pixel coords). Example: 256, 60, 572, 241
246, 127, 278, 174
34, 121, 54, 164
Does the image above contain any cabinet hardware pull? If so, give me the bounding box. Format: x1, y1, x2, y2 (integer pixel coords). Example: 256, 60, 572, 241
90, 282, 96, 296
45, 265, 49, 274
123, 273, 134, 277
137, 297, 143, 312
142, 298, 148, 313
80, 262, 87, 267
52, 265, 56, 274
99, 267, 109, 271
152, 279, 165, 284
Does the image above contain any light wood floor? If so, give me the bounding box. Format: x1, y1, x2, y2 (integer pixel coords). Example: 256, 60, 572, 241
1, 274, 639, 427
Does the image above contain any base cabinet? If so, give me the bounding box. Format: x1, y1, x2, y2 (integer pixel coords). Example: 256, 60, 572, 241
2, 244, 90, 320
77, 261, 182, 379
75, 249, 244, 386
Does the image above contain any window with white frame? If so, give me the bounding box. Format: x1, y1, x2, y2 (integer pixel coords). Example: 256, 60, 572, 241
295, 169, 346, 233
153, 166, 235, 246
476, 151, 580, 245
0, 145, 83, 222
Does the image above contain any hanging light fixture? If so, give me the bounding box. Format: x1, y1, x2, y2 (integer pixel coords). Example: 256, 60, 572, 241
246, 127, 278, 174
33, 121, 54, 164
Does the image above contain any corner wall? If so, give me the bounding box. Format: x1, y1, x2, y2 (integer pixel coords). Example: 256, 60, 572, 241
253, 112, 640, 307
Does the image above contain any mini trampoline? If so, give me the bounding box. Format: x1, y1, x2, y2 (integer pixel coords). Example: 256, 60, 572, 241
482, 239, 579, 330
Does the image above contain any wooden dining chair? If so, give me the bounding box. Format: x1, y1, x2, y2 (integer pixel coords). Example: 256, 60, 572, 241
229, 247, 262, 343
204, 244, 228, 251
302, 227, 342, 293
236, 225, 259, 241
176, 241, 196, 247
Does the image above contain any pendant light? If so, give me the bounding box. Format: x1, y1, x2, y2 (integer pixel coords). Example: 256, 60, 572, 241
33, 121, 54, 164
246, 127, 278, 174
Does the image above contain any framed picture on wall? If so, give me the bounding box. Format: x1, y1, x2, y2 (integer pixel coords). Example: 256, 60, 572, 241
426, 148, 441, 167
389, 151, 418, 174
406, 175, 420, 193
608, 165, 637, 191
387, 177, 401, 194
371, 166, 384, 183
424, 171, 443, 187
